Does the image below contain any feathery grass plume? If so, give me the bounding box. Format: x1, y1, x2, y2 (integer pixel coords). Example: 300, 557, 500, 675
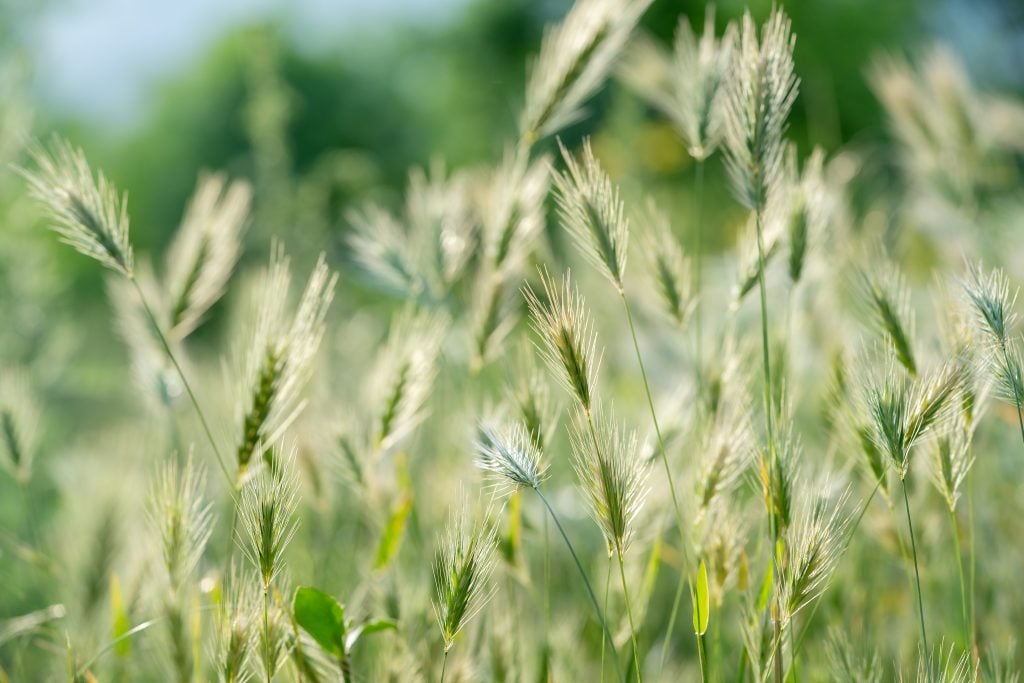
869, 46, 1017, 207
619, 7, 736, 160
640, 198, 694, 327
826, 629, 883, 683
524, 269, 601, 414
406, 160, 476, 290
212, 567, 256, 683
238, 451, 300, 588
347, 204, 424, 299
147, 454, 213, 683
0, 368, 40, 485
234, 245, 336, 475
722, 8, 799, 212
471, 274, 519, 370
371, 310, 447, 454
928, 411, 974, 512
507, 346, 558, 452
695, 393, 754, 519
554, 139, 629, 291
520, 0, 653, 143
569, 408, 648, 557
779, 485, 852, 625
20, 136, 133, 277
787, 148, 828, 285
483, 147, 550, 274
866, 359, 964, 479
148, 453, 214, 592
962, 262, 1024, 427
908, 643, 976, 683
165, 172, 251, 340
857, 260, 919, 376
474, 421, 548, 497
433, 496, 496, 657
758, 419, 798, 533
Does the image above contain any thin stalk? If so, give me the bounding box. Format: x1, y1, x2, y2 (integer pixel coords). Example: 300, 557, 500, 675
947, 508, 969, 648
900, 478, 929, 657
440, 649, 449, 683
534, 488, 620, 677
696, 631, 708, 683
694, 158, 705, 396
262, 585, 272, 683
753, 206, 782, 683
616, 548, 643, 683
967, 468, 977, 657
130, 276, 233, 489
601, 557, 611, 683
620, 292, 695, 676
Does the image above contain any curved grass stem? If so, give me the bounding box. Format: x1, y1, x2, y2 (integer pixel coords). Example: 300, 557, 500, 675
534, 488, 620, 679
901, 478, 929, 657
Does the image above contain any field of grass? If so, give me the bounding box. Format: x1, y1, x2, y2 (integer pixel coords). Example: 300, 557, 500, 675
3, 1, 1024, 681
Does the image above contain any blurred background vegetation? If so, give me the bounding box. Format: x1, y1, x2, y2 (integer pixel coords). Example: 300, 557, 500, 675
2, 0, 1024, 677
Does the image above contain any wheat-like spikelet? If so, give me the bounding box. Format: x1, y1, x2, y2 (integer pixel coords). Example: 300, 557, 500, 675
520, 0, 653, 143
908, 642, 976, 683
0, 368, 40, 485
347, 204, 424, 299
640, 198, 694, 328
524, 269, 601, 414
620, 7, 736, 160
928, 410, 974, 513
474, 420, 548, 496
433, 496, 496, 652
471, 274, 519, 370
238, 451, 300, 588
787, 148, 828, 285
569, 407, 649, 556
780, 484, 852, 625
962, 262, 1024, 409
826, 628, 883, 683
211, 566, 256, 683
554, 139, 629, 291
147, 453, 214, 592
21, 136, 134, 277
371, 310, 447, 454
856, 260, 919, 376
865, 360, 964, 479
732, 202, 785, 307
695, 392, 754, 519
165, 172, 251, 340
483, 147, 550, 274
234, 245, 336, 474
507, 345, 559, 452
722, 8, 799, 212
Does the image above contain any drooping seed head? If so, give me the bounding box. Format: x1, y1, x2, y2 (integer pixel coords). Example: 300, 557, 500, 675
520, 0, 653, 142
474, 421, 548, 496
21, 136, 134, 277
856, 260, 918, 376
165, 172, 251, 340
722, 8, 799, 212
524, 269, 601, 413
554, 139, 629, 290
569, 407, 649, 556
147, 453, 214, 592
433, 496, 496, 652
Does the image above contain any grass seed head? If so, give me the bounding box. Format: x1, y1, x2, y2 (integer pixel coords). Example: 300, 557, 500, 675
474, 420, 548, 496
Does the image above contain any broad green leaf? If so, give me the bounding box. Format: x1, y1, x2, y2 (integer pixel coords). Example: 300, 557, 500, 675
374, 490, 413, 570
344, 618, 397, 651
692, 560, 710, 636
293, 586, 346, 657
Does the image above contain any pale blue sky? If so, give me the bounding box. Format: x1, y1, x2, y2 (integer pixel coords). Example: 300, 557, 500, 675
26, 0, 468, 126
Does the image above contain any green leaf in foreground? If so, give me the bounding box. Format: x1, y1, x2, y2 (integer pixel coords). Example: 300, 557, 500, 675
344, 619, 397, 651
692, 560, 710, 636
293, 586, 346, 657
